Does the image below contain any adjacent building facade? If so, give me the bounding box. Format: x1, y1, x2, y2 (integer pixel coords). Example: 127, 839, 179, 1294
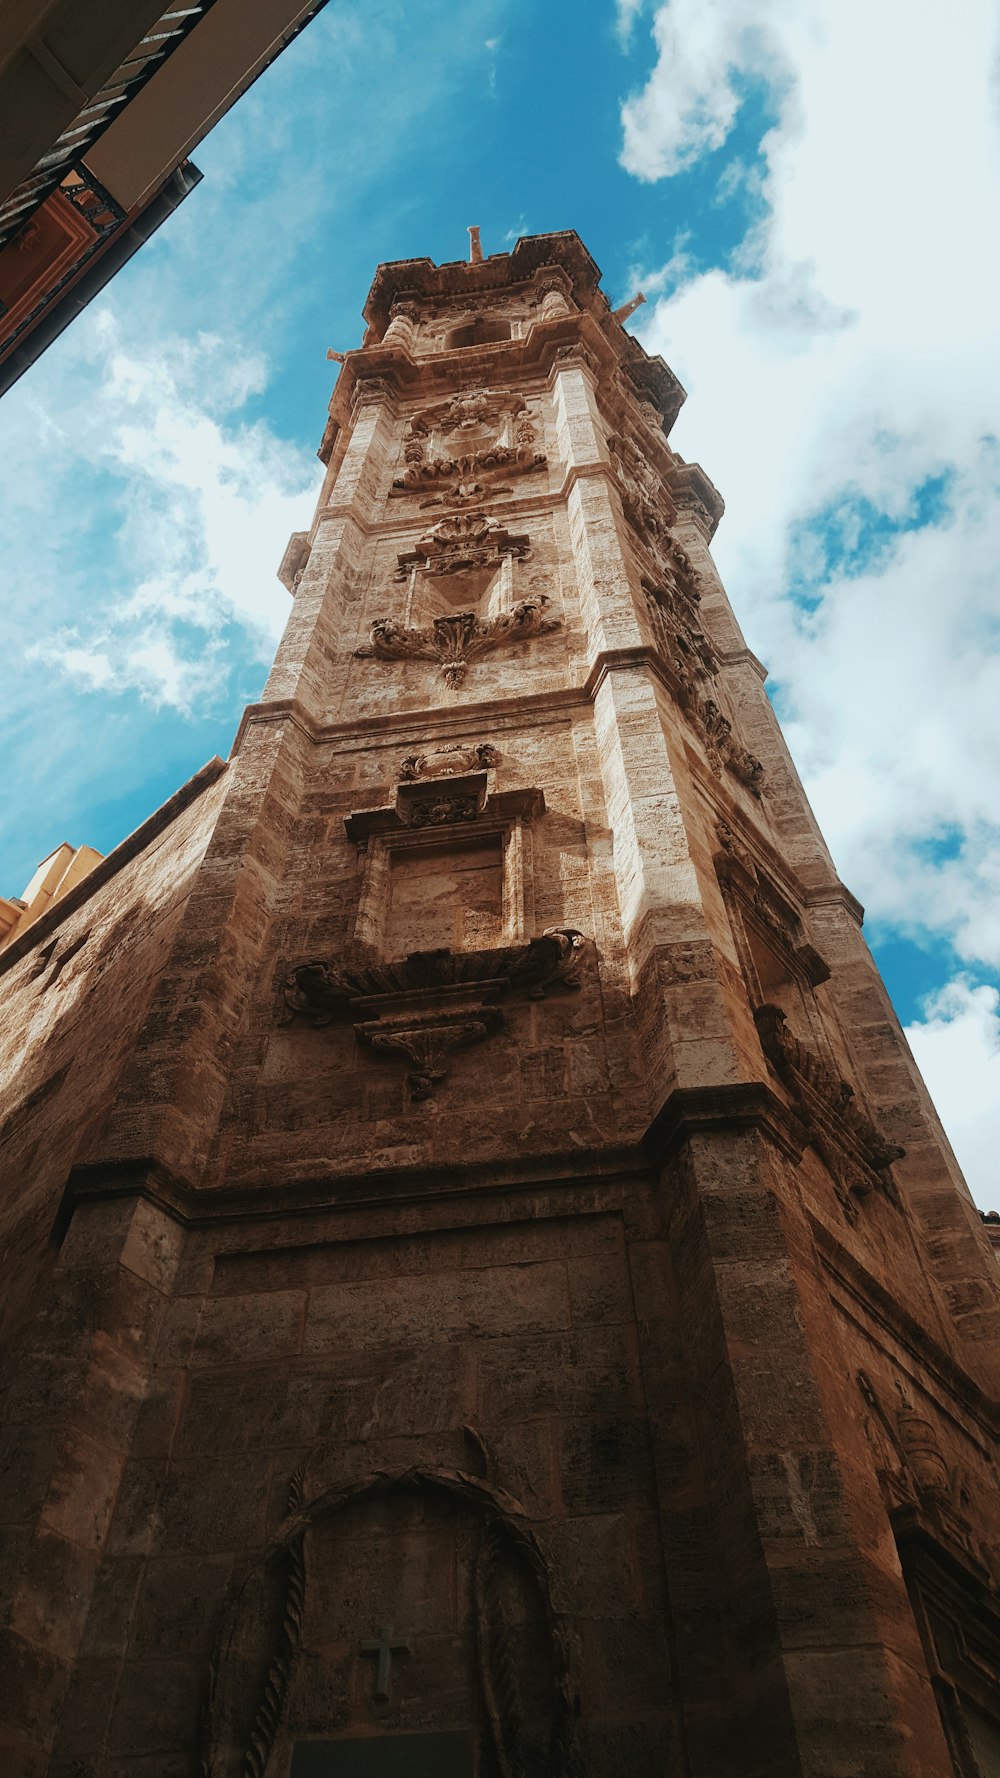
0, 230, 997, 1777
0, 0, 330, 395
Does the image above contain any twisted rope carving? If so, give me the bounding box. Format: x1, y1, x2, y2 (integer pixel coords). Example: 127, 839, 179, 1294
241, 1531, 305, 1778
476, 1521, 527, 1778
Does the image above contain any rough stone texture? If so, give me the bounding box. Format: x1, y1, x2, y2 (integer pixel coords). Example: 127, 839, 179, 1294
0, 231, 997, 1777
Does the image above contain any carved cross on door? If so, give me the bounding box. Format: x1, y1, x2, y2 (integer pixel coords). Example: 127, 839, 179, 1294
360, 1625, 412, 1700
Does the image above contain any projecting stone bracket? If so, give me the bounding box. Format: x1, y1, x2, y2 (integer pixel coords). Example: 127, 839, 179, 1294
283, 929, 586, 1100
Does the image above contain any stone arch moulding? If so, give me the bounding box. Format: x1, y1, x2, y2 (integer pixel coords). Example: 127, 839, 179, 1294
200, 1464, 583, 1778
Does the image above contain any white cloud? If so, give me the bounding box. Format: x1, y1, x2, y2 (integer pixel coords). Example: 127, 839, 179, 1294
10, 312, 319, 715
620, 0, 793, 177
905, 981, 1000, 1212
615, 0, 647, 49
623, 0, 1000, 964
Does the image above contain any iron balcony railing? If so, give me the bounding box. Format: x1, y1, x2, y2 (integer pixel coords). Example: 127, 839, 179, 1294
0, 2, 219, 249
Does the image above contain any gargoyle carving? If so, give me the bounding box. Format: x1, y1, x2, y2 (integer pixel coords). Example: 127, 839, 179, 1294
355, 596, 560, 689
284, 929, 587, 1099
755, 1002, 904, 1216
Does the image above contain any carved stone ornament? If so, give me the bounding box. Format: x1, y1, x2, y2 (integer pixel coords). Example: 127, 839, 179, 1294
609, 431, 673, 551
857, 1371, 999, 1585
715, 819, 830, 988
393, 421, 545, 499
644, 579, 767, 796
754, 1002, 905, 1218
284, 928, 587, 1099
399, 741, 500, 781
394, 510, 531, 578
355, 596, 560, 690
551, 340, 600, 378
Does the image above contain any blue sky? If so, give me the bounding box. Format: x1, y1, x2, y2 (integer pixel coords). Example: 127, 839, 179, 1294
1, 0, 998, 1203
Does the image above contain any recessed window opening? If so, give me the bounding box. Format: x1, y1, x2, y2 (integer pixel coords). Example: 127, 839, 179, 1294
444, 316, 511, 349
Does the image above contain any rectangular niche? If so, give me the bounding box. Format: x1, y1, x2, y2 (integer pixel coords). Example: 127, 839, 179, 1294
291, 1732, 474, 1776
386, 835, 504, 954
346, 777, 542, 960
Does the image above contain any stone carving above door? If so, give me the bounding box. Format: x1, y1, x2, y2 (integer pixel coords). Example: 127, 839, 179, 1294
398, 741, 500, 782
394, 511, 530, 578
200, 1465, 583, 1778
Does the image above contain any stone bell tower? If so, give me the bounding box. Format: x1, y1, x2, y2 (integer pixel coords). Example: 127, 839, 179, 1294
1, 230, 998, 1778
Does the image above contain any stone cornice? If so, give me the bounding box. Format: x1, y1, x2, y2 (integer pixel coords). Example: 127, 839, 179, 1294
319, 295, 686, 462
58, 1083, 804, 1231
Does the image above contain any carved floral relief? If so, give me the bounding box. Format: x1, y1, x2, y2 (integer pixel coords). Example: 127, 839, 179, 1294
393, 387, 546, 506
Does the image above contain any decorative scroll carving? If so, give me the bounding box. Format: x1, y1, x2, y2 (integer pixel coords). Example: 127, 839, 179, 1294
355, 596, 560, 690
399, 742, 500, 781
286, 929, 586, 1020
284, 929, 587, 1099
857, 1372, 998, 1584
754, 1002, 904, 1216
394, 434, 545, 497
394, 511, 531, 577
393, 388, 546, 505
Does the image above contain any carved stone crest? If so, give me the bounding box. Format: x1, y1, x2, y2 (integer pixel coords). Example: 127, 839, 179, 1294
399, 742, 500, 781
393, 389, 547, 504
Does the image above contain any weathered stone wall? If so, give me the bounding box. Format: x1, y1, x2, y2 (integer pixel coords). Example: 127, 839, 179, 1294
0, 762, 226, 1357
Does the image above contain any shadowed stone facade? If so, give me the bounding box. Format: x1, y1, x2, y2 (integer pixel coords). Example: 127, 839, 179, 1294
0, 230, 998, 1777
